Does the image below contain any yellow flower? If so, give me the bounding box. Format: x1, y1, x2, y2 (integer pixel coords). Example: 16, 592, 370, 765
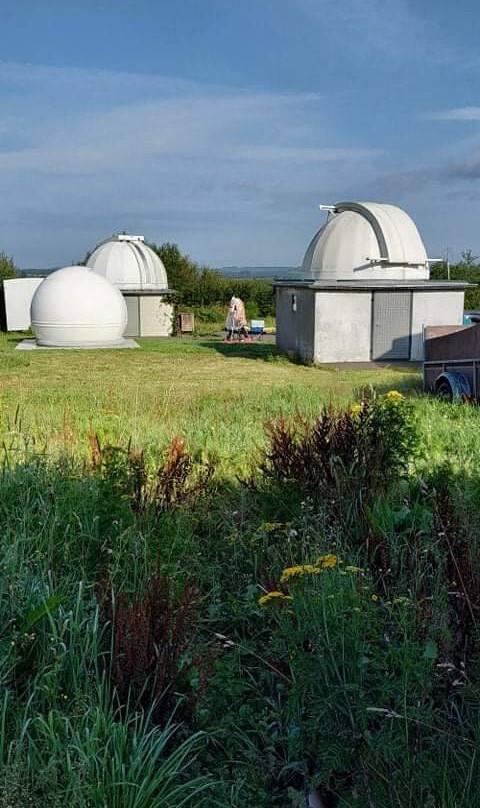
281, 555, 342, 582
260, 521, 286, 533
371, 594, 379, 602
385, 390, 405, 403
315, 554, 342, 569
258, 591, 293, 606
350, 403, 362, 416
345, 565, 363, 574
280, 564, 319, 582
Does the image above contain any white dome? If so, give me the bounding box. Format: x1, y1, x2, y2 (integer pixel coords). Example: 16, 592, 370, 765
86, 234, 168, 290
303, 202, 429, 281
31, 266, 127, 347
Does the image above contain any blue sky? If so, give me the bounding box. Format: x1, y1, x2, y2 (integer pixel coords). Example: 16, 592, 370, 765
2, 0, 480, 268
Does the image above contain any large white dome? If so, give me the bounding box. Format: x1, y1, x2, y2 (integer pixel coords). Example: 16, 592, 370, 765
86, 234, 168, 290
303, 202, 429, 281
31, 266, 127, 347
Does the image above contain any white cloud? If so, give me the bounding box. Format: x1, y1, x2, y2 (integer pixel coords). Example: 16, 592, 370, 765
293, 0, 427, 59
430, 106, 480, 121
0, 61, 384, 266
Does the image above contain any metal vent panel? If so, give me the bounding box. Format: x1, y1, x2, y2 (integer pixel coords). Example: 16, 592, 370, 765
372, 291, 411, 359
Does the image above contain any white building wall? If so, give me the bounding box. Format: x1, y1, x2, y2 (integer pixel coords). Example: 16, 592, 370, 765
3, 277, 43, 331
314, 291, 372, 362
410, 291, 464, 361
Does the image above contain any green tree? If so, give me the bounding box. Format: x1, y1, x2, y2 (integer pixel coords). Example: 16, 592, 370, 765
149, 241, 275, 315
0, 251, 19, 283
149, 242, 199, 294
460, 248, 479, 268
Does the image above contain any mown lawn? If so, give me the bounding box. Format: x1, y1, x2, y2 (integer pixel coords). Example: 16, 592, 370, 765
0, 332, 421, 466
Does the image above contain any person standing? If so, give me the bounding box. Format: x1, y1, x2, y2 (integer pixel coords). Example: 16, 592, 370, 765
225, 295, 249, 341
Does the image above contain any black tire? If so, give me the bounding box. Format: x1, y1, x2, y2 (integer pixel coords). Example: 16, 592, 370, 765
436, 380, 453, 402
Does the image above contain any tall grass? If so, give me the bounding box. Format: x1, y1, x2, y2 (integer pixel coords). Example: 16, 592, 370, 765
2, 340, 480, 805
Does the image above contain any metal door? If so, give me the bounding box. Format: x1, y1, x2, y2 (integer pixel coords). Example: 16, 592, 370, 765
372, 292, 412, 360
124, 295, 140, 337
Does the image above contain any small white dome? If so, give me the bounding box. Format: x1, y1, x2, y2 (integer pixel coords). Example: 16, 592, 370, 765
303, 202, 429, 281
86, 234, 168, 290
31, 266, 127, 347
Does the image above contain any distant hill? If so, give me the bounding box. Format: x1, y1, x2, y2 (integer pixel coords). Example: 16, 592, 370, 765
220, 266, 302, 280
19, 265, 305, 282
19, 268, 59, 277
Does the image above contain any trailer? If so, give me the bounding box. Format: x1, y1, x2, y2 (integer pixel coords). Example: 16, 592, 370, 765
423, 323, 480, 401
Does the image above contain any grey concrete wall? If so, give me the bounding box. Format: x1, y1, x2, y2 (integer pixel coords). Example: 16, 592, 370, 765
276, 287, 315, 362
411, 291, 464, 360
139, 296, 174, 336
314, 291, 372, 362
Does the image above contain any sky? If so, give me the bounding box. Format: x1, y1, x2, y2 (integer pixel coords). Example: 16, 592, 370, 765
1, 0, 480, 268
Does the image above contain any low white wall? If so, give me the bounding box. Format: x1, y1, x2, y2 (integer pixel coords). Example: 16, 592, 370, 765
314, 291, 372, 362
410, 291, 464, 360
3, 277, 43, 331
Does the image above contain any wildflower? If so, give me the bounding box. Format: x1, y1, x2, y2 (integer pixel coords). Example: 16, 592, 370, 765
350, 403, 362, 416
385, 390, 405, 403
260, 521, 285, 532
258, 591, 293, 607
280, 564, 319, 582
371, 594, 379, 602
315, 554, 341, 569
281, 555, 342, 582
345, 565, 363, 574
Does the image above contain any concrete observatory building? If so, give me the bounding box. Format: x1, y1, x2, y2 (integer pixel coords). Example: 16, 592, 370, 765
87, 234, 174, 337
275, 201, 470, 363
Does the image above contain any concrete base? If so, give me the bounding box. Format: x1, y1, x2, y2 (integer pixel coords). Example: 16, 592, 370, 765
16, 338, 139, 350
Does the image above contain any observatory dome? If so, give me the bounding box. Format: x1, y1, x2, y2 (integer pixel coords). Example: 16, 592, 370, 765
302, 202, 429, 282
31, 266, 127, 347
86, 234, 168, 290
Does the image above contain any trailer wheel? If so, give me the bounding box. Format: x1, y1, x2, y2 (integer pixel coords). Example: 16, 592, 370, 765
434, 372, 472, 403
436, 379, 453, 401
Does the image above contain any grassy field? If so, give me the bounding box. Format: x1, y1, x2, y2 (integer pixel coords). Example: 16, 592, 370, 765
2, 333, 480, 807
0, 332, 421, 465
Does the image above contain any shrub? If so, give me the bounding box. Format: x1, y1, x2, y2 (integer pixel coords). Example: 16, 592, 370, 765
260, 390, 419, 513
89, 434, 215, 522
96, 572, 216, 725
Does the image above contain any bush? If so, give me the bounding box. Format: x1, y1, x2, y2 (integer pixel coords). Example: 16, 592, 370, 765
96, 572, 216, 725
260, 390, 419, 519
0, 250, 18, 283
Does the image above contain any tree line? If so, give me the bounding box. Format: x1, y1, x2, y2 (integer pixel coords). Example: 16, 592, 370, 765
149, 242, 275, 317
5, 242, 480, 315
430, 250, 480, 310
